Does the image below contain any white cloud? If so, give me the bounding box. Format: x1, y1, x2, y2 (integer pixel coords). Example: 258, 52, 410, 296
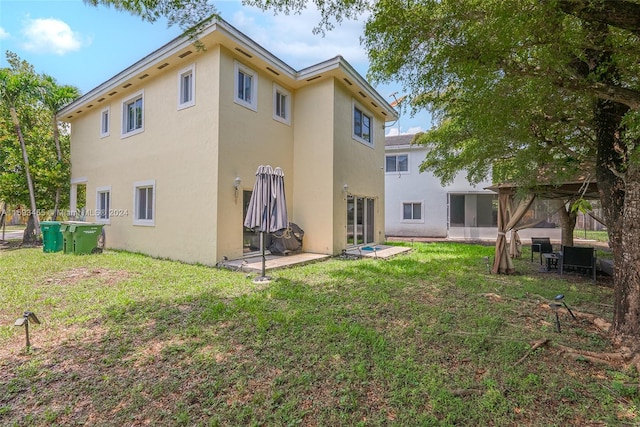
230, 7, 369, 71
385, 126, 424, 137
405, 126, 425, 134
21, 18, 84, 55
0, 27, 9, 40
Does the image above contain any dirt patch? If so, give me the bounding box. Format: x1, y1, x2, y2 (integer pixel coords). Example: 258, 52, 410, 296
43, 267, 132, 286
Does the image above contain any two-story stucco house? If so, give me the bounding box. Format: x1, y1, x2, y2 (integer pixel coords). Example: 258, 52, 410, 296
58, 17, 397, 266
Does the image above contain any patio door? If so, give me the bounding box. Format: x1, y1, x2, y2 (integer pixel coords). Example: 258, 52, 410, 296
347, 195, 375, 246
242, 190, 261, 254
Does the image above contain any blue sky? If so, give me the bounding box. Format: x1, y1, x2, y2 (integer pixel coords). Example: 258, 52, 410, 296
0, 0, 430, 135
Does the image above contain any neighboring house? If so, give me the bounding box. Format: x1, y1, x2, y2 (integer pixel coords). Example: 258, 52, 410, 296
58, 18, 397, 266
384, 134, 563, 241
385, 133, 498, 240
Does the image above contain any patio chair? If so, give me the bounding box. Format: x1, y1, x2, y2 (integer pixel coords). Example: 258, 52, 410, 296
531, 237, 553, 264
559, 246, 596, 283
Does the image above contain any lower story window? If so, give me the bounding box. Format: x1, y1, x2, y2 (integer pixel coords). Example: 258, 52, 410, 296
96, 187, 111, 222
133, 180, 155, 226
403, 202, 422, 220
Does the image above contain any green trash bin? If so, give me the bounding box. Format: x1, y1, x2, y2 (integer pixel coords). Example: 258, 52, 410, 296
40, 221, 63, 253
60, 222, 104, 255
59, 222, 75, 254
70, 222, 104, 255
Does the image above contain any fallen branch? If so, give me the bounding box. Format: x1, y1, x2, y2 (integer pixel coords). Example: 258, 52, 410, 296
555, 343, 630, 365
514, 338, 550, 366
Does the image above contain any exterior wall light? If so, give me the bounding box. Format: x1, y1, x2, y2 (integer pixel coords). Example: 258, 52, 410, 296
343, 184, 349, 192
14, 311, 40, 349
234, 177, 242, 203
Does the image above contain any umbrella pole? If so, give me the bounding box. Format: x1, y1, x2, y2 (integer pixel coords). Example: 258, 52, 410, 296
261, 231, 266, 278
253, 231, 270, 283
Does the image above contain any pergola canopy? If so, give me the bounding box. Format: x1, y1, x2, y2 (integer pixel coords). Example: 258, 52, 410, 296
487, 179, 600, 274
486, 180, 600, 200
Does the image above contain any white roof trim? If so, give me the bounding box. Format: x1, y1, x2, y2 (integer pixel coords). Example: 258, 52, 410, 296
58, 17, 398, 121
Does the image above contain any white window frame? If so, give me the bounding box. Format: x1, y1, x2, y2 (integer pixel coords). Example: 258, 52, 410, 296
352, 100, 373, 146
272, 83, 291, 125
121, 90, 144, 138
177, 64, 195, 110
385, 153, 409, 174
133, 179, 155, 226
234, 61, 257, 111
95, 186, 111, 224
401, 201, 424, 223
100, 107, 110, 138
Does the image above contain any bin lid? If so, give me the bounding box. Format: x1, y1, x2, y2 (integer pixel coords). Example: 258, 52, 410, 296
41, 221, 61, 225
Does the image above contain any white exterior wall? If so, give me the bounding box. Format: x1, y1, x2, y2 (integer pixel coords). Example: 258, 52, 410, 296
384, 143, 494, 239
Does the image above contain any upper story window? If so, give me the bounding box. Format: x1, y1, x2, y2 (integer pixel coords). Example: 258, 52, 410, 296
234, 61, 257, 111
386, 154, 409, 173
273, 84, 291, 125
100, 107, 110, 138
178, 64, 195, 109
122, 90, 144, 137
353, 101, 373, 146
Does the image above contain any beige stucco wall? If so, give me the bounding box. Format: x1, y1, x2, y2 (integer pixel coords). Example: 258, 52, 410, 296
292, 79, 336, 254
332, 83, 386, 251
215, 48, 295, 262
70, 47, 222, 265
68, 40, 390, 263
292, 78, 386, 255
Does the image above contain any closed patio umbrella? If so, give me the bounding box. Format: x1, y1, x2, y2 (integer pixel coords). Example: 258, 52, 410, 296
243, 165, 288, 282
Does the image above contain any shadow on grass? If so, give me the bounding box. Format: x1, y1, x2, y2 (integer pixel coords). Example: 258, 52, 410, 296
1, 243, 635, 426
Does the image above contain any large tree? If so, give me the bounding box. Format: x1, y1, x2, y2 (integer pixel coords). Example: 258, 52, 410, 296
39, 75, 80, 220
0, 53, 74, 233
0, 53, 41, 243
358, 0, 640, 346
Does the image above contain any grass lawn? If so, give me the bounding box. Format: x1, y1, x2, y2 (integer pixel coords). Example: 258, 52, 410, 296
574, 230, 610, 243
1, 242, 636, 426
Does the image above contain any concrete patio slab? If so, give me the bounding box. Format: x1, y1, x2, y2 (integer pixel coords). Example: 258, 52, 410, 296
344, 245, 412, 259
221, 252, 331, 273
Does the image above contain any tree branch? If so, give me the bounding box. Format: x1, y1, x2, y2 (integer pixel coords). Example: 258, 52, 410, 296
556, 78, 640, 110
558, 0, 640, 36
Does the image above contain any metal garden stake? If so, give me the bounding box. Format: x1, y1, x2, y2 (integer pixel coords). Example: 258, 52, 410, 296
549, 303, 562, 333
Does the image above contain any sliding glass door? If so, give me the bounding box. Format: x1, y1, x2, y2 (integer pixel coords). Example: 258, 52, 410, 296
347, 195, 375, 246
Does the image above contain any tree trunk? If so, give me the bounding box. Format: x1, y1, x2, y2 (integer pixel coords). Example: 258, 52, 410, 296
555, 202, 576, 247
10, 107, 40, 244
51, 115, 62, 221
23, 214, 39, 245
591, 97, 639, 343
612, 163, 640, 341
